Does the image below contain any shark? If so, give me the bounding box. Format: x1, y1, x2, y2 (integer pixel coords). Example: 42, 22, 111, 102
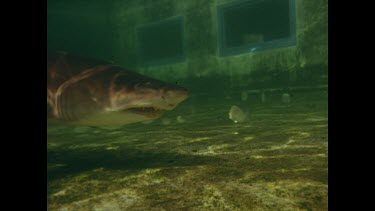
47, 51, 189, 127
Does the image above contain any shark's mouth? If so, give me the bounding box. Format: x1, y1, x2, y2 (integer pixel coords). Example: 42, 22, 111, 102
124, 106, 164, 117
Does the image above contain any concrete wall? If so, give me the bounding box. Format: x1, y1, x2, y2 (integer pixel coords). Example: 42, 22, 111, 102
48, 0, 327, 89
109, 0, 327, 87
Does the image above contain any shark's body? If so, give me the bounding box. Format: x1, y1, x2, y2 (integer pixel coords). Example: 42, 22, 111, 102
47, 51, 189, 126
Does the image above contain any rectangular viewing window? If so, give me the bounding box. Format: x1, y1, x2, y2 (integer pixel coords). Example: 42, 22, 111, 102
218, 0, 296, 56
137, 16, 186, 66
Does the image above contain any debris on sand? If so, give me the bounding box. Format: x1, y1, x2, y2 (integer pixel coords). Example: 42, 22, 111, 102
228, 105, 248, 123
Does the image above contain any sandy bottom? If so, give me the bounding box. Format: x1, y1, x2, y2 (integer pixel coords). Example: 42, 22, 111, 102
48, 90, 328, 210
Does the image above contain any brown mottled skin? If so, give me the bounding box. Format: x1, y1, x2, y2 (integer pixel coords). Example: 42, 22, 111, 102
47, 51, 189, 126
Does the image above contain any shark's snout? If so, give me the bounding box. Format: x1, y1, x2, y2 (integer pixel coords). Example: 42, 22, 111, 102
162, 87, 189, 110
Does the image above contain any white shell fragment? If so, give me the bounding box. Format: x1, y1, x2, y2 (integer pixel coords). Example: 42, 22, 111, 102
228, 105, 247, 123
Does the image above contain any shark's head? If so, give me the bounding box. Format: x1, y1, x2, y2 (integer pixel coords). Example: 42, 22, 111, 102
47, 52, 189, 127
96, 70, 189, 125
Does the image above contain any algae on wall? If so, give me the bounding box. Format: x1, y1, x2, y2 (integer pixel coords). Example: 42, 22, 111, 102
110, 0, 219, 81
109, 0, 327, 87
214, 0, 328, 88
47, 0, 328, 84
185, 0, 218, 78
48, 0, 328, 87
296, 0, 328, 67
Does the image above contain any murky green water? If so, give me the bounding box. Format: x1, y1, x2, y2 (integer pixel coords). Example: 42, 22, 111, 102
48, 89, 327, 210
47, 0, 328, 209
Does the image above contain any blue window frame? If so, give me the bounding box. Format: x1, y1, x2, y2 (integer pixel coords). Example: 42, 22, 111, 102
217, 0, 296, 56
